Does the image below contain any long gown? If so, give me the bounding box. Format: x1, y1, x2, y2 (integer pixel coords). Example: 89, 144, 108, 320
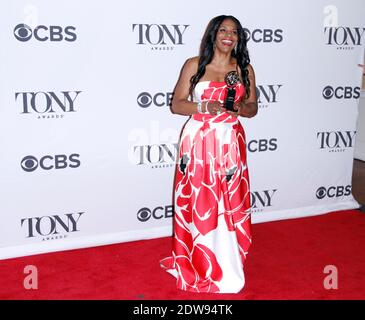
160, 80, 252, 293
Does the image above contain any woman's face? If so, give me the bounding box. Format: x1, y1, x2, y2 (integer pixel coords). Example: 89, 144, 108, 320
215, 19, 239, 53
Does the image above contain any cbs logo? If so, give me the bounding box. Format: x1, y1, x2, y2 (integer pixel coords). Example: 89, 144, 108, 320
322, 86, 360, 100
21, 154, 81, 172
137, 206, 173, 222
244, 28, 283, 43
14, 23, 77, 42
316, 185, 351, 199
248, 138, 278, 152
137, 92, 173, 108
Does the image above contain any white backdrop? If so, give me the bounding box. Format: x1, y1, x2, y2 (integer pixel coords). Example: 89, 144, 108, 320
0, 0, 363, 260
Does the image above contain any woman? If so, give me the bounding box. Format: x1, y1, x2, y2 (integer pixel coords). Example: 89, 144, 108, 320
160, 15, 258, 293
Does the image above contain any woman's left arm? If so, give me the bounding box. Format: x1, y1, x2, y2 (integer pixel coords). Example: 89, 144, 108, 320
236, 64, 258, 118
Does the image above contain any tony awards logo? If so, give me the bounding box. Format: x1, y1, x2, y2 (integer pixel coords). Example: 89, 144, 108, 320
224, 71, 240, 111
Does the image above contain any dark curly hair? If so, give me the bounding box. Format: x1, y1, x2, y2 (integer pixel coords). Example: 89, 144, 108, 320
189, 15, 251, 99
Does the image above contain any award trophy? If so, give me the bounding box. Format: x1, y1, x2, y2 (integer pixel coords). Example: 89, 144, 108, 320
224, 71, 240, 112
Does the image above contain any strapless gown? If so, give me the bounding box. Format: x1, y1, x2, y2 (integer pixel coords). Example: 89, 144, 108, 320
160, 80, 252, 293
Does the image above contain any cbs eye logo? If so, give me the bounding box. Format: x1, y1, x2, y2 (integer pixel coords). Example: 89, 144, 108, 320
13, 24, 33, 42
322, 86, 334, 100
316, 187, 327, 199
137, 207, 152, 222
137, 92, 153, 108
21, 156, 39, 172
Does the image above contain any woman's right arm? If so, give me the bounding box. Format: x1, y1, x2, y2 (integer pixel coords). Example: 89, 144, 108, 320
171, 57, 202, 116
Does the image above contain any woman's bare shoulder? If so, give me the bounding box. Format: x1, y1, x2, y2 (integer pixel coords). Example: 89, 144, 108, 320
247, 63, 255, 72
181, 56, 199, 77
184, 56, 199, 69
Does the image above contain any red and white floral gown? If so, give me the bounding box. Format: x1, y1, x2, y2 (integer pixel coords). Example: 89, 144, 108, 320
160, 81, 252, 293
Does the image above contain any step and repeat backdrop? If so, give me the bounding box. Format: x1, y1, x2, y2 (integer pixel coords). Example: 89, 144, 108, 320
0, 0, 364, 259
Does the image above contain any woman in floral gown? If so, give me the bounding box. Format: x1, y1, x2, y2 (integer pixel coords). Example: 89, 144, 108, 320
160, 15, 258, 293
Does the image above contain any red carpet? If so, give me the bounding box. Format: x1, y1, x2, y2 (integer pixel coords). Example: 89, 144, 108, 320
0, 209, 364, 300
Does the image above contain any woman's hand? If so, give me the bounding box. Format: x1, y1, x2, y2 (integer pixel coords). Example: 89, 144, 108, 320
224, 100, 258, 118
205, 100, 224, 115
223, 101, 243, 117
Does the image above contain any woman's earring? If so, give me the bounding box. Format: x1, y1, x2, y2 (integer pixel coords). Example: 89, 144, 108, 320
234, 44, 237, 54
